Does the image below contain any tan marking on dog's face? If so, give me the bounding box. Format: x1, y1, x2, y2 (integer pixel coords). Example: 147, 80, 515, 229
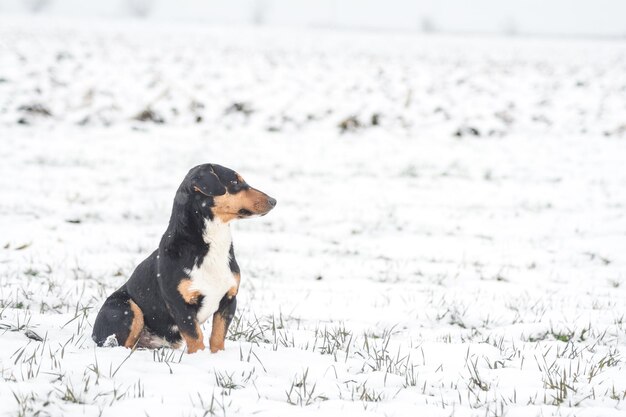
212, 188, 275, 223
181, 322, 205, 354
178, 279, 201, 304
209, 312, 228, 353
227, 272, 240, 299
124, 300, 144, 348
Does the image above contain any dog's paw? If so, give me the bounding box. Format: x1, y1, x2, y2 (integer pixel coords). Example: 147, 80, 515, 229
103, 334, 119, 347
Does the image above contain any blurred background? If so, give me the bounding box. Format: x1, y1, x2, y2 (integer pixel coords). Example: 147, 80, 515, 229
1, 0, 625, 37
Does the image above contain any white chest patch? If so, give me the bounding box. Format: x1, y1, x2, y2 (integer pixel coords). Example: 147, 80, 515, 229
187, 219, 236, 324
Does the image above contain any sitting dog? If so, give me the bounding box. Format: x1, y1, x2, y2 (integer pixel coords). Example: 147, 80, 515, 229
92, 164, 276, 353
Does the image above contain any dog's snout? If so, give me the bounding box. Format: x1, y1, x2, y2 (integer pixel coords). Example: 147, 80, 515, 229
267, 197, 277, 208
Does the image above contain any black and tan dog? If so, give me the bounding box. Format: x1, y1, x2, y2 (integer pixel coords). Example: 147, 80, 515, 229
92, 164, 276, 353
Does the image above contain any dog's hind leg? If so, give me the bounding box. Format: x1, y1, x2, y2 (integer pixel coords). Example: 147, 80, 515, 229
92, 287, 144, 348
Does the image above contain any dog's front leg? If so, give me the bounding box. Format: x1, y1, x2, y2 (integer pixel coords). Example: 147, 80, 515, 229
163, 286, 205, 354
209, 294, 237, 353
227, 245, 241, 299
178, 318, 205, 354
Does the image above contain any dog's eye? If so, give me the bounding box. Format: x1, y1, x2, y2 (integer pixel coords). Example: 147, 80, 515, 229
230, 180, 238, 185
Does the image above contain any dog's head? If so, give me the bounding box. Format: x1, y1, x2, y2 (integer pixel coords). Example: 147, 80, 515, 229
183, 163, 276, 223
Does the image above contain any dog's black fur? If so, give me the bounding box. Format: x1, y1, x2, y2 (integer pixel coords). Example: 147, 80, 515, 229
92, 164, 276, 353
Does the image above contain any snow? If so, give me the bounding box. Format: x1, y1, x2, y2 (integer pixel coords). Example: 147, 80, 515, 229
1, 16, 626, 417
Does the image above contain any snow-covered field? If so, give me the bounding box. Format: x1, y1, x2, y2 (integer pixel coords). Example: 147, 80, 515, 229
1, 17, 626, 417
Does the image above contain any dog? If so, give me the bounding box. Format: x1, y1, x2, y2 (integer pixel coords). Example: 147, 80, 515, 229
92, 163, 276, 353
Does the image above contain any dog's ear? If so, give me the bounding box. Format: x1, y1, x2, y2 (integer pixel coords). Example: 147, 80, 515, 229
192, 185, 211, 197
190, 165, 226, 197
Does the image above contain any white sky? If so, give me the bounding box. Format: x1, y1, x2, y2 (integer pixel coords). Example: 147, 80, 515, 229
1, 0, 625, 37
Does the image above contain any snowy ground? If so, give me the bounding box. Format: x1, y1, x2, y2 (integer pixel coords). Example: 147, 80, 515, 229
1, 17, 626, 417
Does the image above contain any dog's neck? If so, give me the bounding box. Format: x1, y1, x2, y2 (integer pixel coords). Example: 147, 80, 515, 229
200, 218, 232, 264
163, 194, 225, 248
202, 218, 232, 246
162, 197, 233, 253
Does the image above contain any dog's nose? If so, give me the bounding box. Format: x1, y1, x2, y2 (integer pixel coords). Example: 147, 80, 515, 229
268, 197, 277, 208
